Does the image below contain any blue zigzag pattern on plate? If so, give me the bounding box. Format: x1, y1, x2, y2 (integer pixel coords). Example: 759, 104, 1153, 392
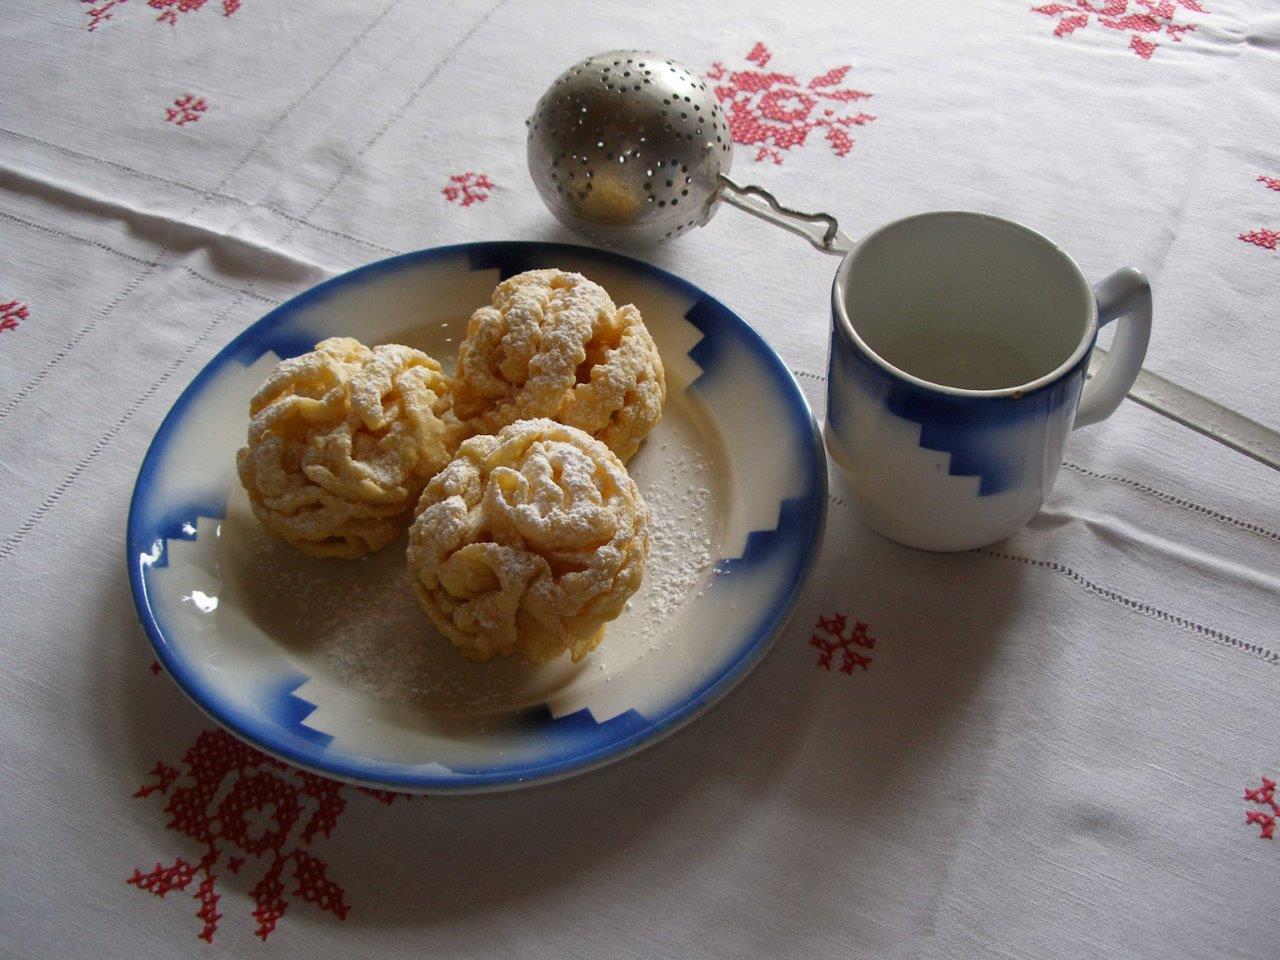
260, 672, 334, 749
138, 499, 228, 570
503, 704, 651, 764
466, 243, 582, 280
225, 325, 318, 368
712, 493, 823, 578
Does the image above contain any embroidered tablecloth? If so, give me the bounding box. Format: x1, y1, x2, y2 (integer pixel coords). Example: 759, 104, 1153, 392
2, 1, 1278, 956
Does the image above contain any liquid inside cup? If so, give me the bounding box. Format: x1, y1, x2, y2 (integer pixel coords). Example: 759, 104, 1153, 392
840, 214, 1095, 392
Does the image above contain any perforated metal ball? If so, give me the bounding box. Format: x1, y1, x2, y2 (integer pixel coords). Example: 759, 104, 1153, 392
526, 51, 733, 247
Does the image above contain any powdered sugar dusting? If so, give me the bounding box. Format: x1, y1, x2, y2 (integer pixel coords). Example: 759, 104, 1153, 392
633, 438, 716, 648
218, 484, 582, 714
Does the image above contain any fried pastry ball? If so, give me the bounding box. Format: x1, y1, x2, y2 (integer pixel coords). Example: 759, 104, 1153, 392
237, 337, 457, 558
452, 269, 665, 461
407, 418, 650, 662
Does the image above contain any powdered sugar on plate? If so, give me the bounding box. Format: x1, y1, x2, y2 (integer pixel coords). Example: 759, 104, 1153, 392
214, 348, 729, 713
630, 439, 717, 647
218, 484, 584, 716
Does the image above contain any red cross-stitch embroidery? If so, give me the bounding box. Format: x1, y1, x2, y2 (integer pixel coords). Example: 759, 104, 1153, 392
356, 786, 414, 805
1239, 174, 1279, 252
1241, 228, 1280, 250
135, 761, 181, 798
442, 172, 495, 207
0, 300, 28, 334
148, 0, 242, 26
809, 612, 876, 675
1031, 1, 1208, 60
706, 43, 875, 164
1244, 776, 1278, 839
84, 0, 240, 29
81, 0, 129, 31
1129, 34, 1158, 58
128, 728, 376, 942
165, 94, 208, 127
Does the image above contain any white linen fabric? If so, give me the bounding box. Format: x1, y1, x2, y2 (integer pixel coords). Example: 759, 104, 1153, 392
1, 1, 1277, 957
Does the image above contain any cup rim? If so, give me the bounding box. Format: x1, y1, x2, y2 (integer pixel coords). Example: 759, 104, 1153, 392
831, 211, 1098, 399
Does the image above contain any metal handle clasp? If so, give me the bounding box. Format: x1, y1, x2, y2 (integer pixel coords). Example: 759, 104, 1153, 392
714, 175, 854, 256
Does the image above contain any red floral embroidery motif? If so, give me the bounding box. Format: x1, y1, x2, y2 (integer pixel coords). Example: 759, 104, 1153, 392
706, 43, 875, 164
81, 0, 129, 31
84, 0, 240, 29
0, 300, 28, 334
165, 94, 208, 127
442, 172, 495, 207
149, 0, 242, 26
810, 613, 876, 675
1244, 776, 1278, 839
1240, 175, 1279, 252
1241, 229, 1280, 250
1031, 1, 1208, 60
128, 729, 357, 942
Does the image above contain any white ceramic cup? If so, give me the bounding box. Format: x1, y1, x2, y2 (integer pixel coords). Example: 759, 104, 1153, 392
824, 211, 1152, 552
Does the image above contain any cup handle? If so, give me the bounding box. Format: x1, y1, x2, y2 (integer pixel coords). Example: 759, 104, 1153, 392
1073, 267, 1153, 429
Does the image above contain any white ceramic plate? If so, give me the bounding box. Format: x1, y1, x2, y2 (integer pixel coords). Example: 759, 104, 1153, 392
128, 242, 826, 793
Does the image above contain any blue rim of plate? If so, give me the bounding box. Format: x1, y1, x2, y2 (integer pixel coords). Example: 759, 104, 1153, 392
127, 241, 827, 792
